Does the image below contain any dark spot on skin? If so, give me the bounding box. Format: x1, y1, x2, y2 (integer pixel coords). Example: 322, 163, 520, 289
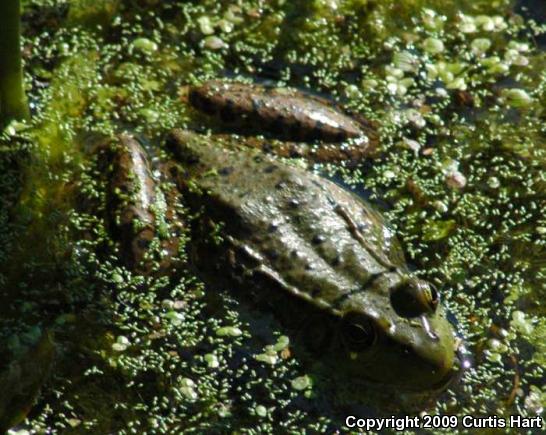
270, 115, 285, 135
334, 130, 347, 142
137, 238, 151, 249
189, 91, 215, 115
262, 142, 274, 153
332, 254, 342, 266
292, 215, 303, 225
219, 166, 234, 176
264, 164, 277, 173
290, 250, 301, 258
220, 100, 237, 123
188, 90, 200, 106
311, 288, 322, 298
304, 263, 315, 271
268, 223, 278, 232
288, 198, 300, 208
312, 234, 326, 244
290, 120, 303, 138
267, 249, 280, 260
305, 120, 324, 142
184, 153, 200, 165
289, 146, 303, 158
168, 166, 178, 178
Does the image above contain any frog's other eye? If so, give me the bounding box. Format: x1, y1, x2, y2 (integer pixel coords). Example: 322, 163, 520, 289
390, 278, 439, 318
340, 312, 376, 352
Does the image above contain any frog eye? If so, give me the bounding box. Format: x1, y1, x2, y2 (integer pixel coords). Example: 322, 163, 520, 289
390, 278, 439, 318
340, 312, 376, 352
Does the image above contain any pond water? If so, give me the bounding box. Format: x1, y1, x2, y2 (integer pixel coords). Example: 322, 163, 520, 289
0, 0, 544, 433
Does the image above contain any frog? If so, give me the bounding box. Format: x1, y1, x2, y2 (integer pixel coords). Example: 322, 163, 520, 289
97, 81, 458, 392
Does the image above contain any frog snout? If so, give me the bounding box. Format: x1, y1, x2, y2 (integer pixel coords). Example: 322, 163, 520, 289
435, 336, 471, 389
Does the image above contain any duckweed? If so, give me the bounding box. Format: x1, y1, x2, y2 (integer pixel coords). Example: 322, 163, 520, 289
1, 0, 545, 433
502, 88, 533, 108
423, 37, 445, 54
131, 37, 159, 54
216, 326, 243, 337
291, 375, 313, 391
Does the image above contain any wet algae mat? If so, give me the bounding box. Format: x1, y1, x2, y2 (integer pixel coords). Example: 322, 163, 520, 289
0, 0, 545, 433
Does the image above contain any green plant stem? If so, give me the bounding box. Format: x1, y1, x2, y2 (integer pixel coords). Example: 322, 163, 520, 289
0, 0, 30, 125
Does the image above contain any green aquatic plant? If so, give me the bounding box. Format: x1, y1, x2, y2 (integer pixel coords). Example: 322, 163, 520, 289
0, 0, 29, 125
1, 0, 546, 432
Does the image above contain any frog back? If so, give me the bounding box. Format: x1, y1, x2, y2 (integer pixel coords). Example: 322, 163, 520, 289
166, 129, 405, 312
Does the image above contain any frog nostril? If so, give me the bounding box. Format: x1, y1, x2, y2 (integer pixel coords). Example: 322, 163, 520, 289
390, 279, 438, 318
429, 284, 439, 310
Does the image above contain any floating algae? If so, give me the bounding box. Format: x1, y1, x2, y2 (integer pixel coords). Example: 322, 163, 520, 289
0, 0, 545, 433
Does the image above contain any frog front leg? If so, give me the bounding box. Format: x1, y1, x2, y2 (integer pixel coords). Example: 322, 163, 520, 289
100, 134, 184, 276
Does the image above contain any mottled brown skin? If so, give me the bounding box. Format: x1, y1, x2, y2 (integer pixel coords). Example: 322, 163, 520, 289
166, 129, 457, 391
103, 134, 182, 275
106, 133, 157, 273
188, 81, 379, 157
157, 165, 186, 273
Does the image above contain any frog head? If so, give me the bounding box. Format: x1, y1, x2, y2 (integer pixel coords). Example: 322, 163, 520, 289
332, 273, 458, 391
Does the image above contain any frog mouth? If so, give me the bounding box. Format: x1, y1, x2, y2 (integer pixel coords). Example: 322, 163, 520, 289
430, 338, 471, 391
333, 349, 462, 394
431, 362, 459, 391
